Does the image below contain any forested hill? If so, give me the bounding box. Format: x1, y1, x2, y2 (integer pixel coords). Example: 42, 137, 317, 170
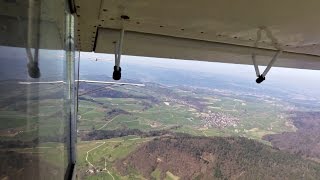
116, 136, 320, 180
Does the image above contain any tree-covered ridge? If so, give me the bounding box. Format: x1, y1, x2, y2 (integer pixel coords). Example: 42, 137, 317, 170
117, 136, 320, 180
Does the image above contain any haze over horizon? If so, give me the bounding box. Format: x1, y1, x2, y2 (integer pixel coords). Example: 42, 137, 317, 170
1, 45, 320, 96
80, 52, 320, 97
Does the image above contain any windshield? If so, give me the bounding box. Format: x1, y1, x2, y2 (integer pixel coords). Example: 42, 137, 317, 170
0, 0, 76, 178
76, 53, 320, 179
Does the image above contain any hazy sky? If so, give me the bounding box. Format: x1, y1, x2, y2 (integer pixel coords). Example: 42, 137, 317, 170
1, 45, 319, 95
80, 52, 320, 92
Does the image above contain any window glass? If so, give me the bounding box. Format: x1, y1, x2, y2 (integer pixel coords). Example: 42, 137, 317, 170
76, 53, 320, 179
0, 0, 76, 179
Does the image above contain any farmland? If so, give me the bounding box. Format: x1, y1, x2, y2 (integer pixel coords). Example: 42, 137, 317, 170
75, 81, 305, 179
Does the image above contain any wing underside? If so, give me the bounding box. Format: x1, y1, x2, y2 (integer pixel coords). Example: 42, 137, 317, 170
1, 0, 320, 69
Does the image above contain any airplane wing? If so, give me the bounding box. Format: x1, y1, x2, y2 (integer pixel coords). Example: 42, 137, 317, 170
74, 0, 320, 70
1, 0, 320, 70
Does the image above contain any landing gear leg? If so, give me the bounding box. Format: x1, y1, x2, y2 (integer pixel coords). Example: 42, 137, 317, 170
113, 29, 125, 80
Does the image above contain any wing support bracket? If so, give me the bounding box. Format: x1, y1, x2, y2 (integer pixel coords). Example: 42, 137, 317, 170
252, 27, 282, 84
252, 50, 282, 83
113, 29, 125, 80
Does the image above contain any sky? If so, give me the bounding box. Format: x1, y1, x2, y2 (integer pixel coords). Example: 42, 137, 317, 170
0, 45, 319, 96
80, 52, 320, 93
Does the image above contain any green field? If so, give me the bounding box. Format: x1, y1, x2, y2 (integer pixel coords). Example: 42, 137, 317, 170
0, 82, 300, 179
0, 82, 72, 180
74, 83, 301, 179
77, 137, 152, 180
77, 89, 295, 142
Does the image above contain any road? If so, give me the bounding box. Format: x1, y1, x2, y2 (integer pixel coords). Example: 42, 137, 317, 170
202, 131, 208, 137
103, 157, 115, 180
97, 115, 119, 130
85, 142, 106, 167
85, 140, 125, 179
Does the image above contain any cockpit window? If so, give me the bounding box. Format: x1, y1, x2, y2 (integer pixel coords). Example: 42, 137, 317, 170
0, 0, 77, 179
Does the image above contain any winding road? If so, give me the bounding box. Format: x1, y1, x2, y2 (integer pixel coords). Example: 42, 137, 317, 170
86, 142, 105, 167
85, 140, 123, 179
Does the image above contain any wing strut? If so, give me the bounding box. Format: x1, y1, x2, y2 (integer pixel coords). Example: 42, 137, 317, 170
252, 27, 282, 84
26, 0, 41, 78
113, 29, 125, 80
252, 50, 282, 83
